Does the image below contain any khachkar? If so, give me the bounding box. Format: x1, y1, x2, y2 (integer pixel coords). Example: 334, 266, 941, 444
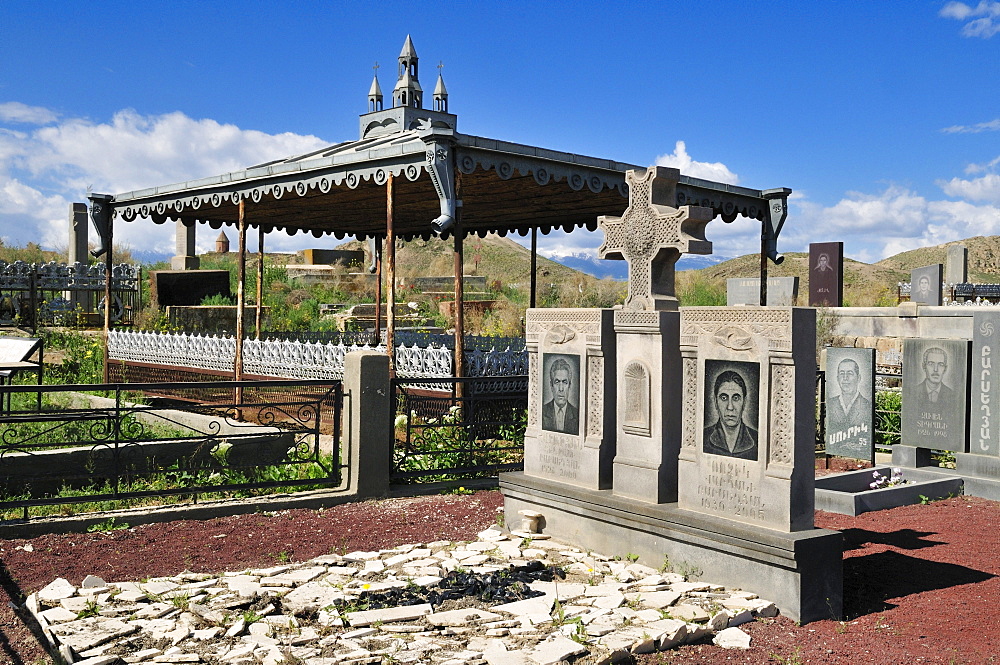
598, 166, 712, 502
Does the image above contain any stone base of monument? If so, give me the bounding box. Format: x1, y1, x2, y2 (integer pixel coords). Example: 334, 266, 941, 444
893, 445, 1000, 501
501, 472, 843, 624
815, 467, 963, 516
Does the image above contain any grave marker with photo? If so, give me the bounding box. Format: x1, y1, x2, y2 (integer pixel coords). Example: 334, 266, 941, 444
824, 347, 876, 462
902, 338, 969, 453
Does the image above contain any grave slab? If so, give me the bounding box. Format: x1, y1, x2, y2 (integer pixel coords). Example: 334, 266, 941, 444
910, 265, 943, 306
678, 307, 817, 532
726, 277, 799, 306
523, 309, 616, 490
808, 242, 843, 307
824, 347, 876, 462
901, 337, 969, 453
971, 311, 1000, 456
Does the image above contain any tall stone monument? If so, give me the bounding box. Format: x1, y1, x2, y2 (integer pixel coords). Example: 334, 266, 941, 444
809, 241, 843, 307
502, 165, 842, 624
598, 166, 712, 502
172, 220, 200, 270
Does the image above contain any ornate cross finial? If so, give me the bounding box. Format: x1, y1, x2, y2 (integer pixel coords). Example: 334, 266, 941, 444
373, 61, 380, 73
598, 166, 713, 311
437, 60, 444, 72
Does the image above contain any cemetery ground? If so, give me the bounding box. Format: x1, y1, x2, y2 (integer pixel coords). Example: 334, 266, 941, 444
0, 491, 997, 665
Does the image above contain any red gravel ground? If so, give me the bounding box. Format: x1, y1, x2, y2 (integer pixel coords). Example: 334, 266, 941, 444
1, 491, 998, 665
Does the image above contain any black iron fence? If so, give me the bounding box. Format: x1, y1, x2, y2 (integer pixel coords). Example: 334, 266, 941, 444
0, 379, 342, 519
391, 376, 527, 483
0, 261, 141, 329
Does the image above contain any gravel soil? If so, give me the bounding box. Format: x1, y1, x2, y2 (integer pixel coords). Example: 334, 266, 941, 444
1, 490, 998, 665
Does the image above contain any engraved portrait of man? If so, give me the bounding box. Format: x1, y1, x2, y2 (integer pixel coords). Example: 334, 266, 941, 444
913, 346, 955, 414
827, 357, 873, 434
542, 355, 580, 435
703, 363, 759, 460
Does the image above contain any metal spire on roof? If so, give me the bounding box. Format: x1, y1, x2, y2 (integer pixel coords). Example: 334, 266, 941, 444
368, 62, 383, 112
433, 61, 448, 113
394, 35, 422, 108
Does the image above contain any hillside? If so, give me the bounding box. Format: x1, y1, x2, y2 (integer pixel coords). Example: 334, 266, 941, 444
336, 234, 593, 288
873, 235, 1000, 283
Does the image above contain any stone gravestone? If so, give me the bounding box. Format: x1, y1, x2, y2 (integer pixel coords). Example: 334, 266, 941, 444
946, 244, 968, 286
902, 338, 969, 453
522, 309, 616, 489
824, 347, 876, 462
971, 312, 1000, 456
678, 307, 817, 531
727, 277, 799, 306
910, 264, 942, 306
809, 242, 843, 307
598, 166, 712, 502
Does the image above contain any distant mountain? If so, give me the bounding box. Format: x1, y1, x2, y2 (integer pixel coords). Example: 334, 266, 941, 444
551, 252, 729, 280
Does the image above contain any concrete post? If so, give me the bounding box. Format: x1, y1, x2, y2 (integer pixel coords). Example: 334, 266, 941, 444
343, 350, 393, 498
171, 221, 200, 270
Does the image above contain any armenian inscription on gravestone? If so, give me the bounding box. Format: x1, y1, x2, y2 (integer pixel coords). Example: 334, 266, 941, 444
809, 242, 843, 307
678, 307, 816, 532
726, 277, 799, 306
971, 312, 1000, 456
824, 347, 875, 462
902, 338, 969, 453
910, 265, 942, 306
523, 309, 616, 489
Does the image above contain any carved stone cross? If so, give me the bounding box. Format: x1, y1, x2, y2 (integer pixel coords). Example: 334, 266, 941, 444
598, 166, 713, 311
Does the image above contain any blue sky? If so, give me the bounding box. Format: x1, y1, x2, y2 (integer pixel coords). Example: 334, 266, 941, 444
1, 1, 999, 265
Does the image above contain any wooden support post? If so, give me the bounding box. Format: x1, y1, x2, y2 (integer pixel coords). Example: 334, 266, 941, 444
454, 209, 465, 382
255, 226, 264, 339
530, 226, 538, 309
386, 175, 396, 374
374, 236, 382, 345
102, 219, 113, 383
235, 200, 247, 404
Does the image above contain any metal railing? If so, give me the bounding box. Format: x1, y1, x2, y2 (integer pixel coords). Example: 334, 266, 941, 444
391, 376, 527, 483
0, 379, 342, 519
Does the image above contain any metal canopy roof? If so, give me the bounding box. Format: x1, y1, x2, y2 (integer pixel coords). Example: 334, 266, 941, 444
100, 35, 788, 251
107, 127, 784, 244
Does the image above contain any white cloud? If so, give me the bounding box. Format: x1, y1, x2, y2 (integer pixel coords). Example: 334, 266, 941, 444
941, 118, 1000, 134
938, 172, 1000, 203
0, 102, 58, 125
0, 106, 330, 256
939, 1, 1000, 37
654, 141, 739, 184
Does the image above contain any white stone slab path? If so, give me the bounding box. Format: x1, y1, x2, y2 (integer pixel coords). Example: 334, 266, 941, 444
25, 527, 773, 664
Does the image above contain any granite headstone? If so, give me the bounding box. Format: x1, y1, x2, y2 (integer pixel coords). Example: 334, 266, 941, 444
971, 312, 1000, 456
910, 265, 942, 306
824, 347, 876, 462
678, 307, 817, 532
523, 309, 616, 489
902, 338, 969, 452
727, 277, 799, 307
809, 242, 843, 307
946, 244, 968, 286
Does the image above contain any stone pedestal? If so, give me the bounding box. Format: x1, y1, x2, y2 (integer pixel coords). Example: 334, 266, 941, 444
522, 309, 616, 490
612, 309, 680, 504
67, 203, 88, 265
